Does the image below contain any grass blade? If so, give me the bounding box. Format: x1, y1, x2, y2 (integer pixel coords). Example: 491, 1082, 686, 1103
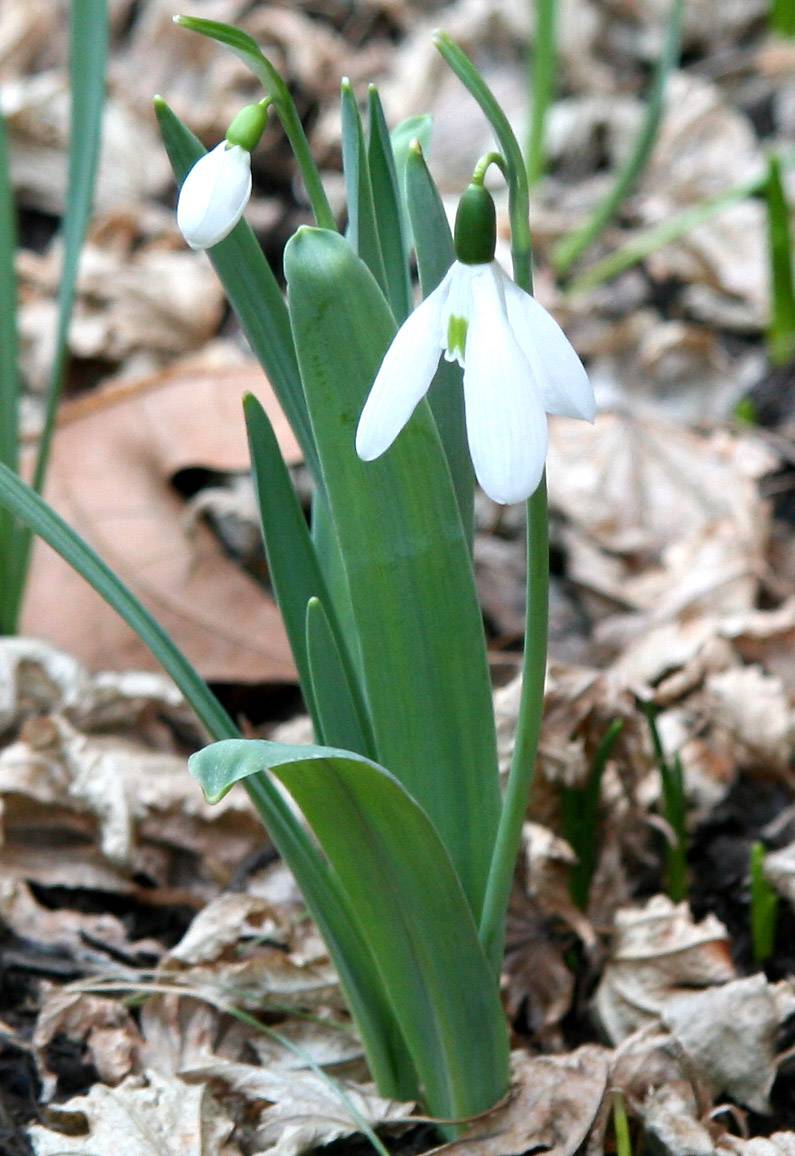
155, 99, 319, 481
772, 0, 795, 37
285, 228, 500, 917
7, 0, 108, 628
341, 81, 388, 297
0, 111, 19, 632
404, 143, 472, 542
526, 0, 557, 186
389, 113, 432, 251
765, 154, 795, 365
553, 0, 684, 276
367, 86, 411, 321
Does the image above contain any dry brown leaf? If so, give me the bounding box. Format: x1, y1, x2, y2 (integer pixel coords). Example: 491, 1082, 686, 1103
33, 986, 144, 1096
662, 974, 792, 1113
168, 893, 285, 966
21, 363, 300, 682
594, 895, 735, 1043
27, 1068, 238, 1155
704, 666, 794, 775
181, 1056, 413, 1156
723, 1135, 795, 1155
435, 1047, 610, 1156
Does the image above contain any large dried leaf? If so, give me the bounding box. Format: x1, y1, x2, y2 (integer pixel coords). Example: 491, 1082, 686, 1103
594, 895, 735, 1043
28, 1069, 238, 1155
21, 364, 300, 682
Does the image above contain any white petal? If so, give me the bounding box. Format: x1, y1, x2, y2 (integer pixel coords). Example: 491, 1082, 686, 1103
177, 143, 252, 251
463, 272, 548, 504
503, 275, 595, 422
355, 282, 448, 461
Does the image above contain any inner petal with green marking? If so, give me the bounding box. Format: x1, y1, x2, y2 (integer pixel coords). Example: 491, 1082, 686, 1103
445, 314, 468, 367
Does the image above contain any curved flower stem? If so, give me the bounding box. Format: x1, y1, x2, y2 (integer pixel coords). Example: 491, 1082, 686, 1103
434, 33, 532, 292
434, 33, 550, 974
471, 151, 508, 186
174, 16, 336, 231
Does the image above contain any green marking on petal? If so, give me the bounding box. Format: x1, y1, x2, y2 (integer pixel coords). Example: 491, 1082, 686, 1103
446, 315, 468, 364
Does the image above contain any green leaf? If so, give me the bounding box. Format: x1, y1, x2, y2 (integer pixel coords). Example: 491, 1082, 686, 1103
341, 81, 387, 297
0, 110, 19, 632
173, 15, 335, 231
273, 748, 509, 1124
765, 153, 795, 365
553, 0, 684, 276
6, 0, 108, 629
191, 739, 509, 1122
306, 596, 373, 755
405, 143, 472, 543
526, 0, 557, 186
243, 394, 372, 752
0, 459, 415, 1100
367, 87, 411, 321
155, 99, 319, 482
389, 113, 432, 251
284, 228, 500, 917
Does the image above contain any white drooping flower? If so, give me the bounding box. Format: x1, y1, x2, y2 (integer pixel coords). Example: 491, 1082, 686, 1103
177, 142, 253, 250
355, 257, 595, 505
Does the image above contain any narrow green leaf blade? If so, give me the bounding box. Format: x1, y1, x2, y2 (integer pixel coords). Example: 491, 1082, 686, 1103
341, 81, 387, 296
0, 110, 19, 631
0, 460, 415, 1100
243, 394, 372, 753
284, 228, 500, 917
553, 0, 684, 276
389, 113, 432, 251
155, 99, 319, 481
190, 739, 509, 1120
367, 87, 411, 321
405, 143, 472, 541
7, 0, 109, 628
306, 596, 373, 754
766, 153, 795, 365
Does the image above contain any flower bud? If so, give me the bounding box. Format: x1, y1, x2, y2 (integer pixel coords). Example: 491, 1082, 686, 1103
177, 142, 252, 251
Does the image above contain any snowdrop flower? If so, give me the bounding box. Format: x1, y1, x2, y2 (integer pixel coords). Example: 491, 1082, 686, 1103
177, 101, 269, 251
356, 183, 595, 504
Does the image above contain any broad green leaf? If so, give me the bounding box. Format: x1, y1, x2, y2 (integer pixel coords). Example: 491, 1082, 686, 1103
285, 228, 500, 917
0, 110, 19, 632
341, 81, 387, 297
243, 394, 372, 752
273, 748, 509, 1124
173, 15, 335, 230
306, 596, 373, 755
553, 0, 684, 276
155, 99, 319, 482
6, 0, 108, 629
765, 154, 795, 365
0, 460, 415, 1100
405, 144, 472, 542
191, 739, 509, 1122
367, 87, 411, 321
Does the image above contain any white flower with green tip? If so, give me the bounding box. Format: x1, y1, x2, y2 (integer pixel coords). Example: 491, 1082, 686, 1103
176, 101, 269, 252
356, 184, 595, 505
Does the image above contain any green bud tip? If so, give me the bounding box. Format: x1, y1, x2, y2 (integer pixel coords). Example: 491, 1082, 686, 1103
225, 102, 270, 153
454, 183, 497, 265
